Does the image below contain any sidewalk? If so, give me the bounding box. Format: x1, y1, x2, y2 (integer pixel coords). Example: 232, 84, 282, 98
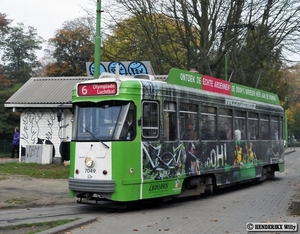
0, 156, 75, 210
0, 147, 296, 209
285, 148, 300, 214
285, 147, 297, 155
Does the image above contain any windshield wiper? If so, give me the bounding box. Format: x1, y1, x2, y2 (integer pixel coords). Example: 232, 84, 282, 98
81, 125, 109, 149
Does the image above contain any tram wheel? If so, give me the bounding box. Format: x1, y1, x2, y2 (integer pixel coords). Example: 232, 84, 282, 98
267, 167, 275, 179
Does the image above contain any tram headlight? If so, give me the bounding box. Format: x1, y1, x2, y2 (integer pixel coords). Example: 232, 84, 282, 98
84, 157, 95, 168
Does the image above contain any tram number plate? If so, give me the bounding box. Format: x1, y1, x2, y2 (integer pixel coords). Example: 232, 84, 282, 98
85, 169, 96, 173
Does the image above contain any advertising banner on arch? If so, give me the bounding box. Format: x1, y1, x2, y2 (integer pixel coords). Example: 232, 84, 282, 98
86, 61, 155, 77
167, 68, 202, 89
167, 68, 280, 105
202, 74, 231, 95
231, 83, 279, 105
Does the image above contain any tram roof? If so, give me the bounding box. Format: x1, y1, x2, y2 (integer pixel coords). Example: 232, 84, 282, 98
5, 68, 281, 110
75, 68, 280, 106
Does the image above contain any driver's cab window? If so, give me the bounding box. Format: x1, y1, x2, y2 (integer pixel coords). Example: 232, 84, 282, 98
73, 101, 137, 141
142, 101, 159, 138
119, 104, 136, 140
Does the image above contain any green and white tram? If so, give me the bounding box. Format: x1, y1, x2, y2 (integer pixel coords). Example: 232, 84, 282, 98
69, 68, 284, 204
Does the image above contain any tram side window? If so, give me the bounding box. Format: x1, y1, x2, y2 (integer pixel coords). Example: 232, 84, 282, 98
201, 106, 216, 140
270, 116, 279, 140
218, 108, 232, 140
179, 103, 198, 141
280, 116, 283, 140
163, 102, 177, 141
260, 114, 270, 140
142, 101, 159, 138
234, 111, 246, 140
248, 112, 258, 140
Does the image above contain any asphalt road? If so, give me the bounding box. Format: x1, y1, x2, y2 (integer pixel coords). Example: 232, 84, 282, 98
62, 149, 300, 234
0, 148, 299, 234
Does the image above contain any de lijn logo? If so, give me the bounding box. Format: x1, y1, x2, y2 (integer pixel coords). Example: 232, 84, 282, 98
89, 61, 148, 76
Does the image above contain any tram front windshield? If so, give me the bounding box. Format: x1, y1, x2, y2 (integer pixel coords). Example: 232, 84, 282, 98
72, 101, 135, 141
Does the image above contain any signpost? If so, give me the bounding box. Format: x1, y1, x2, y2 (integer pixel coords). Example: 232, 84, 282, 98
94, 0, 102, 79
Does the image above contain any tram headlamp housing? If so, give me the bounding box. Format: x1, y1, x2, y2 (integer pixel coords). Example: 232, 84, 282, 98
85, 157, 95, 168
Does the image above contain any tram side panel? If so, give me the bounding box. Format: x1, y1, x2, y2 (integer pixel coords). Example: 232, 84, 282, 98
111, 141, 142, 201
197, 140, 284, 187
140, 139, 284, 193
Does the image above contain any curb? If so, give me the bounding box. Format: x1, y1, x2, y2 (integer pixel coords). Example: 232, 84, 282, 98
292, 199, 300, 215
292, 185, 300, 215
285, 149, 296, 155
38, 217, 97, 234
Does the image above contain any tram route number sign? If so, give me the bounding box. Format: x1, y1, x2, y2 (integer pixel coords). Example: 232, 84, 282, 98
78, 82, 118, 96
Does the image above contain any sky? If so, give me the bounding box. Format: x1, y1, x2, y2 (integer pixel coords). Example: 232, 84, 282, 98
2, 0, 94, 58
1, 1, 299, 63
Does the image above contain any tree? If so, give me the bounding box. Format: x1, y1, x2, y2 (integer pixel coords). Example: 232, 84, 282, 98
45, 20, 94, 76
280, 64, 300, 137
0, 65, 21, 136
109, 0, 300, 90
1, 23, 43, 83
279, 65, 300, 109
101, 14, 189, 74
227, 24, 290, 100
288, 103, 300, 138
0, 13, 10, 36
0, 14, 28, 137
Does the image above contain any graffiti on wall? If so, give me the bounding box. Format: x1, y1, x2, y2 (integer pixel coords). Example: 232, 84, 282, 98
20, 109, 71, 158
86, 61, 155, 77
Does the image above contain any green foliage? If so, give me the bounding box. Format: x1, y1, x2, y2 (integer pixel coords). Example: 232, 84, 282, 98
46, 26, 94, 76
101, 14, 189, 74
0, 13, 10, 35
217, 24, 286, 97
288, 104, 300, 138
0, 70, 22, 135
0, 162, 70, 179
1, 23, 43, 83
112, 0, 300, 103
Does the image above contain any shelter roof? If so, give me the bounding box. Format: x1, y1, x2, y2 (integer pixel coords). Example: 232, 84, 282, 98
5, 77, 92, 109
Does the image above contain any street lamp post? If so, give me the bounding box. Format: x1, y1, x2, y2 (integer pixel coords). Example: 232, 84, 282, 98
94, 0, 102, 79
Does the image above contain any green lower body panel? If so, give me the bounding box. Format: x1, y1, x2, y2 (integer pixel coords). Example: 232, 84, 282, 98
141, 179, 183, 199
